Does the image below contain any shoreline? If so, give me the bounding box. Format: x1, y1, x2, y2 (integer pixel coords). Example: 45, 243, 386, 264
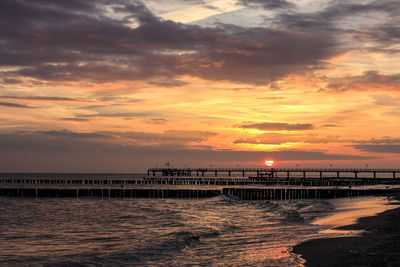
292, 195, 400, 266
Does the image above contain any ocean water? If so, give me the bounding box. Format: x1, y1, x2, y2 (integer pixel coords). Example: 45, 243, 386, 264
0, 195, 396, 266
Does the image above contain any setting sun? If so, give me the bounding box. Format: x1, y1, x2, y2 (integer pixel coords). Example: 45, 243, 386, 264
265, 160, 275, 167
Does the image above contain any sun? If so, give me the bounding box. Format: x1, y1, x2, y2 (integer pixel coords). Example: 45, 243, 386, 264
265, 160, 274, 167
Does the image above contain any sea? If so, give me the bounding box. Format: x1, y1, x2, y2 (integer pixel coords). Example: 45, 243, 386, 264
0, 181, 398, 266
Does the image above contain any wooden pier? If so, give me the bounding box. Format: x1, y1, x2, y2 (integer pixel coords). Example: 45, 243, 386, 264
148, 167, 400, 180
1, 168, 400, 200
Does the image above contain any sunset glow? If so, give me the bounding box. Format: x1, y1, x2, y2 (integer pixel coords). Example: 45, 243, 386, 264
1, 0, 400, 172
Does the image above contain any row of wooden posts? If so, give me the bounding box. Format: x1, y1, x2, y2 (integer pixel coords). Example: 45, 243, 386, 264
0, 187, 395, 200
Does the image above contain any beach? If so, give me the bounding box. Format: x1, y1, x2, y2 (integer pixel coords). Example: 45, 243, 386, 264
293, 195, 400, 267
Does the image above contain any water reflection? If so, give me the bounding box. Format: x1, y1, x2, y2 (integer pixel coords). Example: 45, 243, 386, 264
0, 196, 397, 266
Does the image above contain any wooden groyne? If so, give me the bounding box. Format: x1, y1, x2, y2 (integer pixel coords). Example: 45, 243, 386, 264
1, 185, 399, 200
0, 187, 220, 198
1, 168, 400, 200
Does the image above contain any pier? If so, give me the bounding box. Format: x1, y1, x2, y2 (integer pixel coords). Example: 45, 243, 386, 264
1, 168, 400, 200
148, 167, 400, 180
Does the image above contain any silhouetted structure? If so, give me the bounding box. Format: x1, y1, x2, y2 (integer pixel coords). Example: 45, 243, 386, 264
1, 168, 400, 199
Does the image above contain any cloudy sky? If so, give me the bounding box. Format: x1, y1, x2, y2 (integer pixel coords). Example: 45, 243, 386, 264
1, 0, 399, 172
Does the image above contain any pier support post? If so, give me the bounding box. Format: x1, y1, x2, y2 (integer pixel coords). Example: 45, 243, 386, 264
354, 172, 358, 179
287, 171, 290, 179
393, 172, 396, 179
242, 171, 245, 177
374, 172, 376, 179
320, 172, 322, 179
303, 172, 306, 179
337, 171, 340, 178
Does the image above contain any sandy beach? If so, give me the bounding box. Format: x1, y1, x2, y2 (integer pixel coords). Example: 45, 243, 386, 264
293, 195, 400, 267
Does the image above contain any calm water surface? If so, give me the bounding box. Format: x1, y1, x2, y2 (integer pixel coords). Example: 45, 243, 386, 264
0, 196, 396, 266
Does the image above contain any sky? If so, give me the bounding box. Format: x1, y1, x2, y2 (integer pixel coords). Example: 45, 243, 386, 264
0, 0, 400, 172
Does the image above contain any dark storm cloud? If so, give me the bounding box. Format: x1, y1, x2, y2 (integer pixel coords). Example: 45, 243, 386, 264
371, 25, 400, 49
275, 0, 400, 49
353, 145, 400, 154
0, 130, 375, 172
147, 79, 189, 87
0, 0, 339, 85
325, 71, 400, 92
351, 137, 400, 154
240, 122, 315, 131
35, 129, 108, 139
352, 137, 400, 145
2, 78, 23, 84
0, 101, 36, 108
238, 0, 294, 9
276, 0, 398, 29
17, 129, 217, 145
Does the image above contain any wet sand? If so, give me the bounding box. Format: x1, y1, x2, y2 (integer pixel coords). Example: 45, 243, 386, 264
293, 195, 400, 267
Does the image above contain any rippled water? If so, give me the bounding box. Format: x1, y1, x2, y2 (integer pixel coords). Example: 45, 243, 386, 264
0, 196, 394, 266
